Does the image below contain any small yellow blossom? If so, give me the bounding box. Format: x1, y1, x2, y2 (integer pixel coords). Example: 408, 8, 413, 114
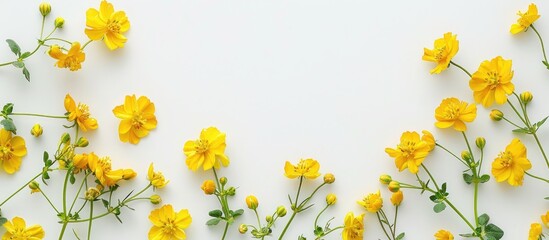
2, 217, 45, 239
511, 4, 540, 34
112, 95, 157, 144
385, 131, 431, 174
434, 229, 454, 240
239, 224, 248, 234
357, 190, 383, 213
391, 190, 403, 206
148, 163, 168, 189
54, 17, 64, 28
284, 158, 321, 179
422, 32, 459, 74
542, 211, 549, 227
388, 181, 400, 192
435, 97, 477, 131
521, 91, 534, 104
39, 2, 51, 17
490, 109, 504, 121
86, 152, 136, 187
0, 129, 27, 174
379, 174, 392, 185
85, 0, 130, 50
492, 138, 532, 186
529, 223, 542, 240
324, 173, 335, 184
29, 181, 40, 194
64, 94, 98, 132
30, 124, 43, 137
326, 193, 337, 205
184, 127, 229, 171
469, 56, 515, 107
201, 180, 216, 195
48, 42, 86, 71
148, 204, 192, 240
342, 212, 364, 240
246, 195, 259, 210
422, 130, 436, 151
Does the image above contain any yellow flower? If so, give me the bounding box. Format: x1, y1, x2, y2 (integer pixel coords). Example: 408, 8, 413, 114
434, 97, 477, 131
64, 94, 98, 132
48, 42, 86, 71
357, 190, 383, 213
326, 193, 337, 205
469, 56, 515, 107
201, 180, 216, 195
434, 229, 454, 240
421, 130, 436, 151
86, 152, 136, 187
183, 127, 229, 171
511, 4, 540, 34
529, 223, 542, 240
72, 153, 90, 172
492, 138, 532, 186
85, 0, 130, 50
385, 131, 431, 174
542, 211, 549, 227
149, 204, 192, 240
148, 163, 168, 189
422, 32, 459, 74
284, 158, 321, 179
342, 212, 364, 240
390, 190, 403, 206
246, 195, 259, 210
112, 95, 157, 145
323, 173, 335, 184
30, 124, 43, 137
2, 216, 45, 240
0, 129, 27, 174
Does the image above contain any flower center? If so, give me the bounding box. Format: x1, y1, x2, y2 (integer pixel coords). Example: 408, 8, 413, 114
195, 139, 210, 154
0, 143, 13, 159
77, 103, 91, 119
485, 72, 500, 89
63, 55, 82, 71
98, 157, 113, 172
296, 160, 311, 174
131, 111, 146, 129
162, 219, 177, 235
107, 20, 121, 33
499, 151, 513, 167
435, 46, 447, 61
398, 140, 417, 158
443, 102, 461, 120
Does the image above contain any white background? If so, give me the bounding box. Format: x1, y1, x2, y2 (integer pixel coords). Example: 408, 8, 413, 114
0, 1, 549, 239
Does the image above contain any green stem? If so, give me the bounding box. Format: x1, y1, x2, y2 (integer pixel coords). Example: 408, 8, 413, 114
376, 212, 393, 240
530, 24, 549, 65
314, 205, 329, 229
62, 169, 72, 218
436, 143, 468, 167
69, 172, 91, 213
443, 198, 477, 236
58, 221, 68, 240
450, 61, 472, 77
45, 38, 73, 45
81, 39, 94, 50
254, 209, 262, 228
421, 164, 440, 191
462, 132, 475, 163
318, 226, 344, 239
87, 201, 93, 240
294, 177, 304, 205
525, 171, 549, 183
212, 168, 231, 226
473, 180, 480, 228
221, 222, 229, 240
0, 61, 16, 67
40, 16, 46, 39
532, 132, 549, 169
393, 206, 399, 239
10, 112, 67, 119
278, 211, 297, 240
506, 99, 528, 126
0, 172, 42, 207
501, 116, 524, 129
40, 189, 60, 214
380, 209, 396, 239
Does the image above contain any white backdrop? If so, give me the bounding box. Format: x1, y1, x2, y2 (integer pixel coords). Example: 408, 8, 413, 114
0, 0, 548, 239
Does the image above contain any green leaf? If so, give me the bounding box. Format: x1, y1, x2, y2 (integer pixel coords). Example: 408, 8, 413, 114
480, 174, 490, 183
20, 51, 31, 59
11, 61, 24, 68
485, 223, 504, 240
2, 103, 13, 115
512, 128, 531, 134
313, 226, 323, 236
1, 119, 17, 134
206, 218, 221, 226
22, 67, 30, 81
441, 182, 447, 192
536, 116, 549, 128
478, 213, 490, 226
0, 217, 6, 226
545, 196, 549, 200
396, 232, 405, 240
6, 39, 21, 56
69, 173, 76, 184
459, 233, 476, 237
233, 209, 244, 217
43, 151, 49, 162
463, 173, 473, 184
101, 199, 109, 208
208, 210, 222, 218
433, 202, 446, 213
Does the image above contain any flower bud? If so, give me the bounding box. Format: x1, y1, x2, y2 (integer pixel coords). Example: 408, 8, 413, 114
39, 2, 51, 17
75, 137, 89, 147
520, 91, 533, 105
326, 193, 337, 205
30, 124, 43, 137
276, 206, 287, 217
475, 137, 486, 149
379, 174, 392, 185
60, 132, 71, 145
323, 173, 335, 184
388, 181, 400, 193
461, 151, 472, 162
390, 190, 403, 206
219, 177, 227, 186
96, 184, 104, 192
54, 17, 64, 28
226, 187, 236, 196
265, 215, 273, 223
29, 181, 40, 193
489, 109, 503, 121
85, 187, 101, 201
150, 194, 162, 205
246, 195, 258, 210
201, 180, 216, 195
239, 224, 248, 234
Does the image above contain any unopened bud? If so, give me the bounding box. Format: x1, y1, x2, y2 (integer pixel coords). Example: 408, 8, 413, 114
239, 224, 248, 234
490, 109, 503, 121
201, 180, 216, 195
326, 193, 337, 205
29, 181, 40, 193
265, 215, 273, 223
246, 195, 258, 210
85, 187, 100, 201
388, 181, 400, 192
150, 194, 162, 205
461, 151, 472, 162
30, 124, 43, 137
110, 207, 120, 216
219, 177, 227, 186
520, 91, 533, 105
391, 190, 404, 206
39, 2, 51, 17
226, 187, 236, 196
54, 17, 64, 28
323, 173, 335, 184
75, 137, 89, 147
276, 206, 287, 217
60, 132, 71, 144
475, 137, 486, 149
379, 174, 392, 185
